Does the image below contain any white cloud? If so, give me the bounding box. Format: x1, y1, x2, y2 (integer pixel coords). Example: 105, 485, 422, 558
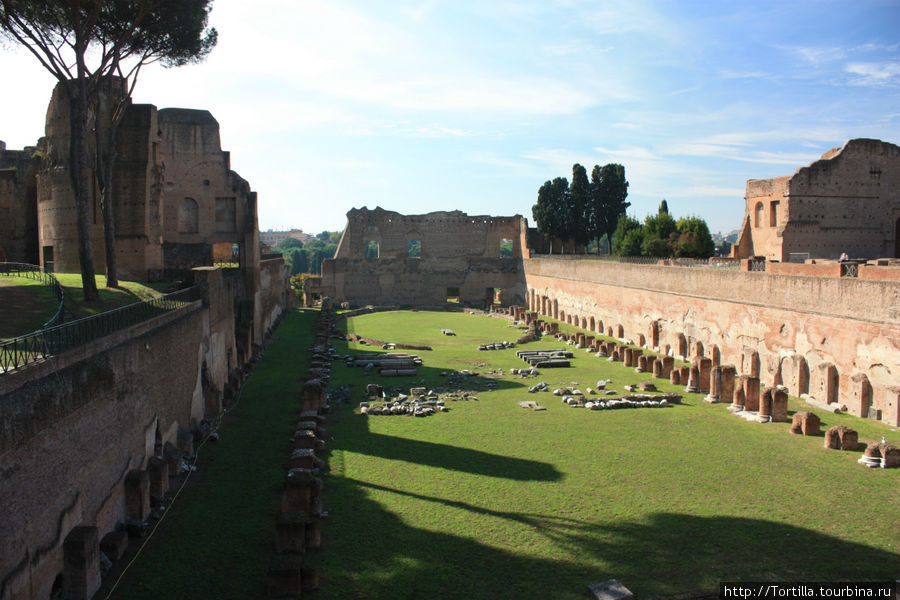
791, 45, 847, 65
845, 62, 900, 85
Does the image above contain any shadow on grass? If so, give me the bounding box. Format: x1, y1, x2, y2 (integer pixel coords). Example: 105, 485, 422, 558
320, 475, 900, 600
336, 403, 561, 481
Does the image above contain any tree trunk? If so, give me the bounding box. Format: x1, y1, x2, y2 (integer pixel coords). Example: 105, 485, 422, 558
96, 82, 123, 289
67, 80, 99, 301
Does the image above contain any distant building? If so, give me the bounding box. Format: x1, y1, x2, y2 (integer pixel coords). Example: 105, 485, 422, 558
260, 229, 311, 247
732, 138, 900, 261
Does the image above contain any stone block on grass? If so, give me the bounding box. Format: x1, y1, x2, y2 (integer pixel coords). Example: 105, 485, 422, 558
588, 579, 634, 600
267, 553, 302, 598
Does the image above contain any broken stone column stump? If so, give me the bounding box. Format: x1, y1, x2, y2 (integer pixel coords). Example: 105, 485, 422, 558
698, 357, 712, 393
635, 355, 647, 373
292, 429, 318, 450
824, 426, 858, 450
63, 526, 101, 600
744, 376, 761, 412
267, 553, 302, 598
146, 456, 169, 499
720, 365, 736, 406
100, 529, 129, 562
290, 448, 322, 470
162, 441, 183, 477
282, 468, 321, 514
275, 511, 309, 554
124, 469, 150, 522
758, 387, 773, 422
790, 411, 820, 435
684, 365, 701, 393
705, 365, 723, 403
729, 383, 746, 413
771, 387, 789, 422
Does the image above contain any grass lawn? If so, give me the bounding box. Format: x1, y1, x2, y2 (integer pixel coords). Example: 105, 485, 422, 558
313, 310, 899, 599
0, 273, 170, 338
103, 308, 899, 600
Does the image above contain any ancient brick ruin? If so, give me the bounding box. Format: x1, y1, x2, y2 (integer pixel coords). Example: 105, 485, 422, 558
311, 207, 527, 306
732, 138, 900, 261
34, 81, 260, 282
0, 83, 292, 600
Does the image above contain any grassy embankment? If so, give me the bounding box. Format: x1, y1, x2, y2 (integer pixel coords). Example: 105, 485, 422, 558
0, 273, 169, 338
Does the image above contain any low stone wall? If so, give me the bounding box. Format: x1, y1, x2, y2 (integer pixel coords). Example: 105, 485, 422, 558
257, 257, 293, 340
523, 258, 900, 426
0, 265, 292, 600
0, 304, 206, 600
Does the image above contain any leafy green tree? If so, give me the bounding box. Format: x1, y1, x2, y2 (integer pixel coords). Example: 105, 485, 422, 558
590, 163, 630, 254
658, 199, 669, 215
1, 0, 217, 296
612, 214, 643, 256
568, 164, 591, 247
286, 247, 308, 275
532, 177, 569, 253
277, 237, 304, 251
674, 216, 715, 258
641, 211, 677, 257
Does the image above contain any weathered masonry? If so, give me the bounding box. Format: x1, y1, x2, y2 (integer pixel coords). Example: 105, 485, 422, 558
732, 138, 900, 261
315, 207, 528, 306
0, 266, 291, 600
0, 141, 38, 264
524, 257, 899, 426
36, 80, 260, 282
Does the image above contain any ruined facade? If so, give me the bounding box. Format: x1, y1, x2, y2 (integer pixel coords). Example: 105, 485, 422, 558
35, 81, 260, 282
0, 141, 38, 264
315, 207, 528, 306
732, 138, 900, 261
524, 258, 899, 426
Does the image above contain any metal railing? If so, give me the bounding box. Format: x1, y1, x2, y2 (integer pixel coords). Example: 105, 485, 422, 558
0, 262, 67, 328
748, 258, 767, 272
840, 262, 860, 277
0, 286, 199, 374
530, 254, 741, 269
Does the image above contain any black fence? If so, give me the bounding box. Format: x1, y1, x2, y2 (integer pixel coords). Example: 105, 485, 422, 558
0, 286, 200, 374
0, 262, 67, 328
530, 254, 741, 269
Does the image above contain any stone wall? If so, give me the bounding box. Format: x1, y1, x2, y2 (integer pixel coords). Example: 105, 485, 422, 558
0, 306, 204, 600
0, 265, 289, 600
320, 207, 528, 306
0, 142, 39, 264
524, 257, 900, 425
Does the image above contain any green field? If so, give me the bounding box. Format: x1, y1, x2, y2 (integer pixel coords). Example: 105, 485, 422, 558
315, 310, 899, 599
107, 308, 899, 600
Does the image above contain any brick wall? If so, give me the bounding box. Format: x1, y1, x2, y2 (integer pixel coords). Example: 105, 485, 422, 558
524, 257, 900, 425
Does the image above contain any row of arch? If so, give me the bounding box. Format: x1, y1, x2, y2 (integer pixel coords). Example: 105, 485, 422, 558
526, 288, 855, 408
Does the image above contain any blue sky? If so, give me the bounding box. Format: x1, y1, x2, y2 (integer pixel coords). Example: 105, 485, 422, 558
2, 0, 899, 236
